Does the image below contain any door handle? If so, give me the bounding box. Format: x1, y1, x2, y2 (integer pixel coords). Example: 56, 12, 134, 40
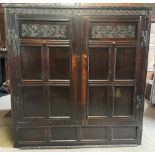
82, 53, 87, 82
72, 55, 78, 70
83, 54, 87, 60
83, 54, 87, 67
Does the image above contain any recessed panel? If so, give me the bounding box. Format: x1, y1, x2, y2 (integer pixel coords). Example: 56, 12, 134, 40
115, 48, 136, 79
19, 21, 69, 39
89, 87, 108, 116
114, 87, 134, 116
81, 127, 107, 140
18, 128, 44, 141
20, 46, 42, 79
51, 127, 77, 141
113, 126, 137, 140
90, 22, 137, 40
49, 47, 70, 79
23, 86, 46, 117
89, 48, 109, 80
50, 86, 70, 117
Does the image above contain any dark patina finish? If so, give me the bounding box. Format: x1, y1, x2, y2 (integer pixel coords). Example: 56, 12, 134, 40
3, 4, 151, 148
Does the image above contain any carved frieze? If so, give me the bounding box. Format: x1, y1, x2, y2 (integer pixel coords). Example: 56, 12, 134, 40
21, 23, 68, 38
8, 8, 148, 16
91, 24, 136, 39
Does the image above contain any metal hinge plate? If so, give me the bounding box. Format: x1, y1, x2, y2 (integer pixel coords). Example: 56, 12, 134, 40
137, 95, 143, 109
141, 30, 149, 47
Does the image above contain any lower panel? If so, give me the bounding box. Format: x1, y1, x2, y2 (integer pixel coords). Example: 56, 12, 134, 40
112, 126, 137, 140
18, 127, 45, 142
50, 127, 77, 141
16, 125, 138, 147
81, 126, 107, 141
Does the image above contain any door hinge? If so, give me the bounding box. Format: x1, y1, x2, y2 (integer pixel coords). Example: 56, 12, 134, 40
137, 95, 143, 109
8, 29, 14, 46
141, 30, 149, 47
13, 94, 20, 111
145, 61, 148, 71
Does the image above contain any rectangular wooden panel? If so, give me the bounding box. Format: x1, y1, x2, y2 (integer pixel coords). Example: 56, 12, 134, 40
89, 21, 138, 41
19, 21, 69, 39
114, 86, 134, 116
88, 86, 108, 116
18, 128, 45, 141
89, 48, 109, 80
81, 126, 107, 140
51, 127, 77, 141
115, 48, 136, 79
20, 46, 43, 80
22, 86, 47, 117
112, 126, 137, 140
50, 86, 71, 117
49, 47, 70, 80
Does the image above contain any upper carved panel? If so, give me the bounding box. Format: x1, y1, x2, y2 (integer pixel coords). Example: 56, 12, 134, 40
20, 23, 68, 38
91, 24, 136, 39
8, 8, 148, 16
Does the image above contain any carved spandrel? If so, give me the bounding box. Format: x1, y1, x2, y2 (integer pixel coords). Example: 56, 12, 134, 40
21, 23, 68, 38
91, 24, 136, 39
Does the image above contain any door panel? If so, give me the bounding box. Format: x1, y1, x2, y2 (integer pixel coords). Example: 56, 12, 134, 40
18, 128, 45, 142
50, 86, 71, 118
112, 126, 137, 140
88, 86, 108, 116
113, 86, 134, 116
49, 47, 70, 80
81, 126, 108, 140
89, 18, 138, 41
19, 20, 70, 40
20, 46, 43, 80
51, 127, 77, 141
89, 48, 109, 80
22, 86, 46, 118
115, 48, 136, 79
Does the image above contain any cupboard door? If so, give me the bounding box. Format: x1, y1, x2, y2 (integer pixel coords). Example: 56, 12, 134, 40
18, 16, 78, 123
82, 16, 142, 123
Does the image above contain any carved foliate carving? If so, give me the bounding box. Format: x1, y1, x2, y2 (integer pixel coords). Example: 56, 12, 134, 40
21, 23, 68, 38
91, 24, 136, 39
8, 8, 148, 16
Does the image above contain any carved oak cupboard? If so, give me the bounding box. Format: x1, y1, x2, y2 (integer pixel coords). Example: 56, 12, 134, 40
4, 4, 151, 147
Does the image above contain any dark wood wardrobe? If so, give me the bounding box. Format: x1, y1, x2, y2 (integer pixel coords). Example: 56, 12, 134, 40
4, 4, 151, 147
